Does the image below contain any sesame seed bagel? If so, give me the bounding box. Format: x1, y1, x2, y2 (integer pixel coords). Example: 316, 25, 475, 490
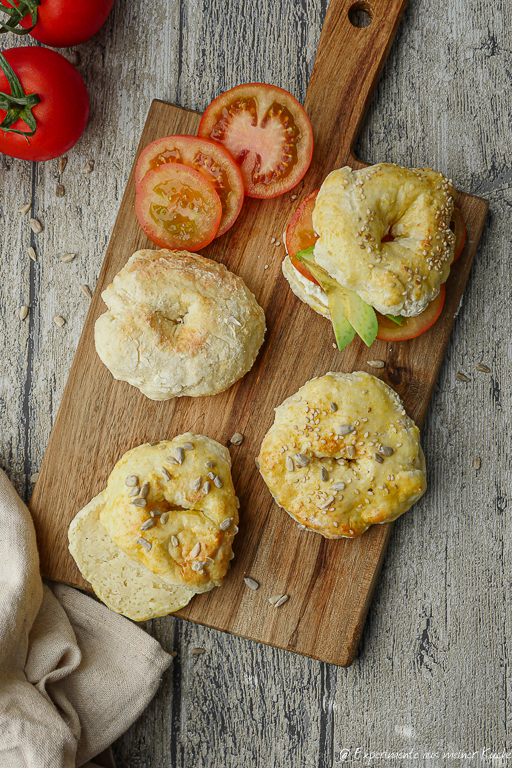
95, 249, 266, 401
68, 434, 239, 618
68, 491, 193, 621
309, 163, 456, 317
257, 372, 426, 539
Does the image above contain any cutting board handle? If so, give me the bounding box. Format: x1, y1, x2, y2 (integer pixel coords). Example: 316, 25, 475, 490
305, 0, 408, 171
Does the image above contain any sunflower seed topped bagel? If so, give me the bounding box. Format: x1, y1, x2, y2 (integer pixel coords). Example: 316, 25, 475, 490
95, 249, 266, 401
257, 372, 426, 539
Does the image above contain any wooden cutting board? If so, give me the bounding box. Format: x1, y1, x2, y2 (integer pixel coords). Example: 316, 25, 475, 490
30, 0, 488, 666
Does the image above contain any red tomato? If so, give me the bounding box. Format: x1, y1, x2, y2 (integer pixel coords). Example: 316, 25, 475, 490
0, 47, 89, 161
376, 285, 445, 342
135, 135, 244, 237
0, 0, 114, 46
198, 83, 313, 199
285, 189, 319, 284
135, 164, 222, 251
450, 205, 466, 263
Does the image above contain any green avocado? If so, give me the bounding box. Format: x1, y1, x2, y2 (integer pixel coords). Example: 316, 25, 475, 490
296, 247, 378, 348
385, 314, 403, 325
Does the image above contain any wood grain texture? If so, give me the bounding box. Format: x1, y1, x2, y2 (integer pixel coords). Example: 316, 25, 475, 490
29, 0, 487, 669
1, 0, 510, 762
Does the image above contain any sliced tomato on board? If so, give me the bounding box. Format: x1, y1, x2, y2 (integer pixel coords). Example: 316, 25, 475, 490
198, 83, 313, 199
450, 205, 466, 263
285, 189, 319, 285
376, 285, 445, 341
135, 135, 244, 237
135, 164, 222, 251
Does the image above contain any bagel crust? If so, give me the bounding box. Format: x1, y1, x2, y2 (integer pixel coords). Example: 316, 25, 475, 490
95, 249, 266, 400
257, 372, 426, 538
312, 163, 456, 316
68, 434, 239, 618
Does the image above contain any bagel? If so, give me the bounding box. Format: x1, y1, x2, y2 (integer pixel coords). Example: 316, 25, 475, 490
95, 249, 266, 401
257, 372, 426, 539
68, 434, 239, 619
283, 162, 456, 320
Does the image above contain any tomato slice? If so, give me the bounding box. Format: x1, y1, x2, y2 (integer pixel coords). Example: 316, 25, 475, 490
285, 190, 319, 284
198, 83, 313, 199
135, 164, 222, 251
135, 135, 244, 237
376, 285, 445, 341
450, 205, 466, 263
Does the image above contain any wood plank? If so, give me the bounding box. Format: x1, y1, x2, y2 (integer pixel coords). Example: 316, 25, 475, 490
29, 0, 488, 667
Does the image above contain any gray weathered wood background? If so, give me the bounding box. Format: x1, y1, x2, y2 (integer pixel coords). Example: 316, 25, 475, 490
1, 0, 510, 765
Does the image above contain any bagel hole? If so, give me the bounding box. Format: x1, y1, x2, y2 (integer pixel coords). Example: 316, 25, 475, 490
348, 2, 372, 28
381, 232, 395, 243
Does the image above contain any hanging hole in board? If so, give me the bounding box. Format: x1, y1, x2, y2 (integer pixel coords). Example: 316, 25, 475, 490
348, 2, 372, 28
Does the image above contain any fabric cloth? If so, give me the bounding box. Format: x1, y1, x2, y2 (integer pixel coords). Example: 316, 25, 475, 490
0, 469, 173, 768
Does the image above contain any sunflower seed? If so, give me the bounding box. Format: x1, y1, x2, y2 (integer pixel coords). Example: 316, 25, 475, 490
83, 159, 94, 174
294, 453, 309, 467
166, 455, 179, 465
227, 315, 241, 326
190, 542, 201, 558
162, 467, 171, 481
171, 535, 179, 547
58, 157, 67, 174
160, 512, 169, 524
346, 445, 356, 459
205, 460, 215, 468
367, 359, 385, 368
30, 473, 39, 483
68, 50, 80, 66
319, 496, 335, 509
269, 594, 289, 607
476, 364, 490, 373
275, 241, 281, 247
202, 481, 211, 494
207, 471, 216, 480
149, 508, 161, 518
181, 441, 194, 451
80, 284, 92, 299
255, 458, 260, 469
19, 305, 29, 320
297, 524, 306, 530
321, 467, 329, 482
61, 253, 76, 263
286, 456, 294, 472
380, 446, 394, 456
190, 647, 206, 655
174, 447, 185, 464
53, 315, 66, 327
330, 402, 338, 412
374, 453, 384, 464
27, 246, 37, 262
139, 481, 149, 498
235, 496, 240, 508
455, 372, 471, 382
56, 183, 65, 198
214, 475, 223, 488
125, 475, 138, 486
337, 424, 354, 435
220, 517, 233, 531
19, 202, 31, 214
29, 217, 42, 234
473, 457, 481, 470
140, 518, 155, 531
136, 538, 151, 551
191, 476, 202, 492
244, 577, 259, 590
332, 482, 346, 491
128, 486, 140, 497
230, 432, 244, 445
191, 561, 205, 572
132, 498, 147, 508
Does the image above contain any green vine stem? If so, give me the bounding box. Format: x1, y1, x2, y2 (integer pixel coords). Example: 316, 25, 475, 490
0, 51, 40, 139
0, 0, 40, 35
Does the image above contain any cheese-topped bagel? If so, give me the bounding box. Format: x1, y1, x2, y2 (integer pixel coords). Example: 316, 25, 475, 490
257, 372, 426, 539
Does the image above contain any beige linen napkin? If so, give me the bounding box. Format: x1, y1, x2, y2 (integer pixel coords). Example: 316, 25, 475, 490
0, 469, 173, 768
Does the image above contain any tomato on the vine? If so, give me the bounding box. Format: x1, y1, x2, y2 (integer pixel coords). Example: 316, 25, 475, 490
0, 0, 114, 47
0, 47, 89, 161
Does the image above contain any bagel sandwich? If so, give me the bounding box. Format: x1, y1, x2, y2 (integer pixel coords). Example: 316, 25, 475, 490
283, 163, 457, 350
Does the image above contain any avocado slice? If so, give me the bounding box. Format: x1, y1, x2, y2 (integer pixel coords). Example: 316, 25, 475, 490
385, 314, 403, 325
296, 247, 378, 348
